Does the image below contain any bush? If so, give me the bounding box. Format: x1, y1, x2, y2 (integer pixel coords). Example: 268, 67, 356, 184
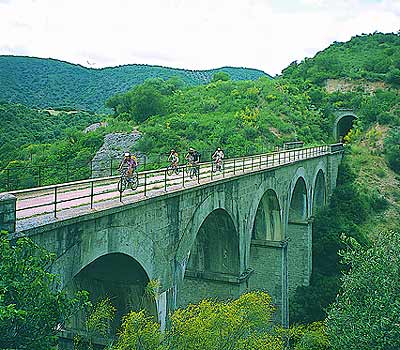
384, 127, 400, 173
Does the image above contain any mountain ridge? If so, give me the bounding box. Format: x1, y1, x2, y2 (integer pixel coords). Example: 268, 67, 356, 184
0, 55, 270, 112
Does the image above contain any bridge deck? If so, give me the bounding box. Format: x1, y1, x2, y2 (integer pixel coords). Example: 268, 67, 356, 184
5, 145, 339, 232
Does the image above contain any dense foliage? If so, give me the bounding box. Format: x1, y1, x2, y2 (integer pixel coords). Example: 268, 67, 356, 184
326, 230, 400, 350
282, 32, 400, 86
113, 291, 325, 350
0, 56, 268, 112
384, 127, 400, 173
110, 76, 332, 159
0, 102, 100, 168
0, 231, 87, 350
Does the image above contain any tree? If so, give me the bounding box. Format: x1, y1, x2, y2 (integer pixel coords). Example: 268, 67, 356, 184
326, 231, 400, 350
0, 231, 87, 350
384, 127, 400, 173
211, 71, 230, 82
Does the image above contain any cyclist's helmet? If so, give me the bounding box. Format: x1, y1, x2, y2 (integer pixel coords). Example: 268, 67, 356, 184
189, 147, 194, 152
171, 149, 175, 153
124, 152, 130, 157
217, 148, 221, 151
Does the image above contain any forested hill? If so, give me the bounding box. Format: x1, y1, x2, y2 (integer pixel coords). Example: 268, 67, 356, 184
282, 32, 400, 86
0, 56, 269, 112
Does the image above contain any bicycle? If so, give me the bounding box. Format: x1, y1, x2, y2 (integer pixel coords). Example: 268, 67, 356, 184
212, 158, 224, 173
117, 168, 139, 192
185, 162, 199, 179
167, 163, 180, 176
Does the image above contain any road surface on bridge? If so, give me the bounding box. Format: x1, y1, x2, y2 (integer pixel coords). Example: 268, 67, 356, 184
9, 146, 329, 232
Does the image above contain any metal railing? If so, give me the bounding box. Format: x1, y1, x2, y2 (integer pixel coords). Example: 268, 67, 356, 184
9, 144, 341, 222
0, 147, 268, 192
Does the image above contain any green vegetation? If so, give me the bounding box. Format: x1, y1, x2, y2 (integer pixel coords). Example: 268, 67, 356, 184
0, 231, 88, 350
327, 230, 400, 350
282, 32, 400, 86
0, 56, 268, 112
0, 31, 400, 349
114, 291, 325, 350
0, 102, 100, 168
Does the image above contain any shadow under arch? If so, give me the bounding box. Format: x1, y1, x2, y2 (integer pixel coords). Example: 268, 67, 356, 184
286, 175, 312, 301
312, 169, 326, 215
177, 208, 240, 307
333, 111, 357, 142
252, 189, 282, 241
71, 252, 157, 333
288, 177, 308, 223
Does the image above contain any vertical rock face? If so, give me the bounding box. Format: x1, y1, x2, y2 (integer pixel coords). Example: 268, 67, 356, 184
91, 132, 141, 178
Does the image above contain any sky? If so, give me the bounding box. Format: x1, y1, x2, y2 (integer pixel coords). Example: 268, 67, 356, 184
0, 0, 399, 75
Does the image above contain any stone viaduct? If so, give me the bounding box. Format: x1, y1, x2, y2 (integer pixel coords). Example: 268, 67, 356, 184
1, 146, 344, 336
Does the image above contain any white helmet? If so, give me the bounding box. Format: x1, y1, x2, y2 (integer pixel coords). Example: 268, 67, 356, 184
124, 152, 130, 157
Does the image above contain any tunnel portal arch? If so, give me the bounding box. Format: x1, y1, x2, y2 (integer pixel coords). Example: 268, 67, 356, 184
333, 111, 357, 141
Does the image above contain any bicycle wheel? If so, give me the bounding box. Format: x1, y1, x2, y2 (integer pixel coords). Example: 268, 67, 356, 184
129, 173, 139, 190
190, 166, 198, 179
117, 177, 127, 192
167, 165, 174, 176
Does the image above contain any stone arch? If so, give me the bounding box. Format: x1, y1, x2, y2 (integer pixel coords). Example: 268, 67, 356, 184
333, 111, 357, 141
176, 203, 240, 307
312, 169, 326, 215
186, 208, 240, 276
175, 193, 238, 266
252, 189, 282, 241
288, 175, 309, 224
56, 225, 165, 333
71, 252, 157, 332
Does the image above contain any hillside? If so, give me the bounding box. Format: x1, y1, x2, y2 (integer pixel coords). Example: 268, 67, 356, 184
0, 56, 269, 112
0, 102, 100, 168
282, 32, 400, 86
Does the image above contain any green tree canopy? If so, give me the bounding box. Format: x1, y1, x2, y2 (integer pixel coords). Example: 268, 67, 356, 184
0, 231, 87, 350
326, 230, 400, 350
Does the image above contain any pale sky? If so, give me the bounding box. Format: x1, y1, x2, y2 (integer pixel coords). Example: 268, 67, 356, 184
0, 0, 399, 75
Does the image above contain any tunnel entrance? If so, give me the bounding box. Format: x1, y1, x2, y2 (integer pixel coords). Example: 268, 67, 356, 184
71, 253, 156, 333
336, 115, 356, 142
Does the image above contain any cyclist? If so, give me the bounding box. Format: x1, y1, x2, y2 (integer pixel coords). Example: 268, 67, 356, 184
118, 152, 137, 181
168, 149, 179, 173
185, 147, 200, 166
212, 147, 224, 171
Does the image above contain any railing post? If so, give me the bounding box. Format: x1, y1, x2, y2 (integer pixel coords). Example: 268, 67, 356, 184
38, 167, 41, 187
144, 173, 147, 197
197, 165, 200, 184
7, 169, 10, 191
54, 186, 58, 218
182, 165, 185, 187
90, 181, 94, 209
211, 162, 213, 180
259, 155, 261, 168
234, 159, 236, 175
251, 156, 254, 170
242, 158, 245, 172
164, 169, 167, 191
